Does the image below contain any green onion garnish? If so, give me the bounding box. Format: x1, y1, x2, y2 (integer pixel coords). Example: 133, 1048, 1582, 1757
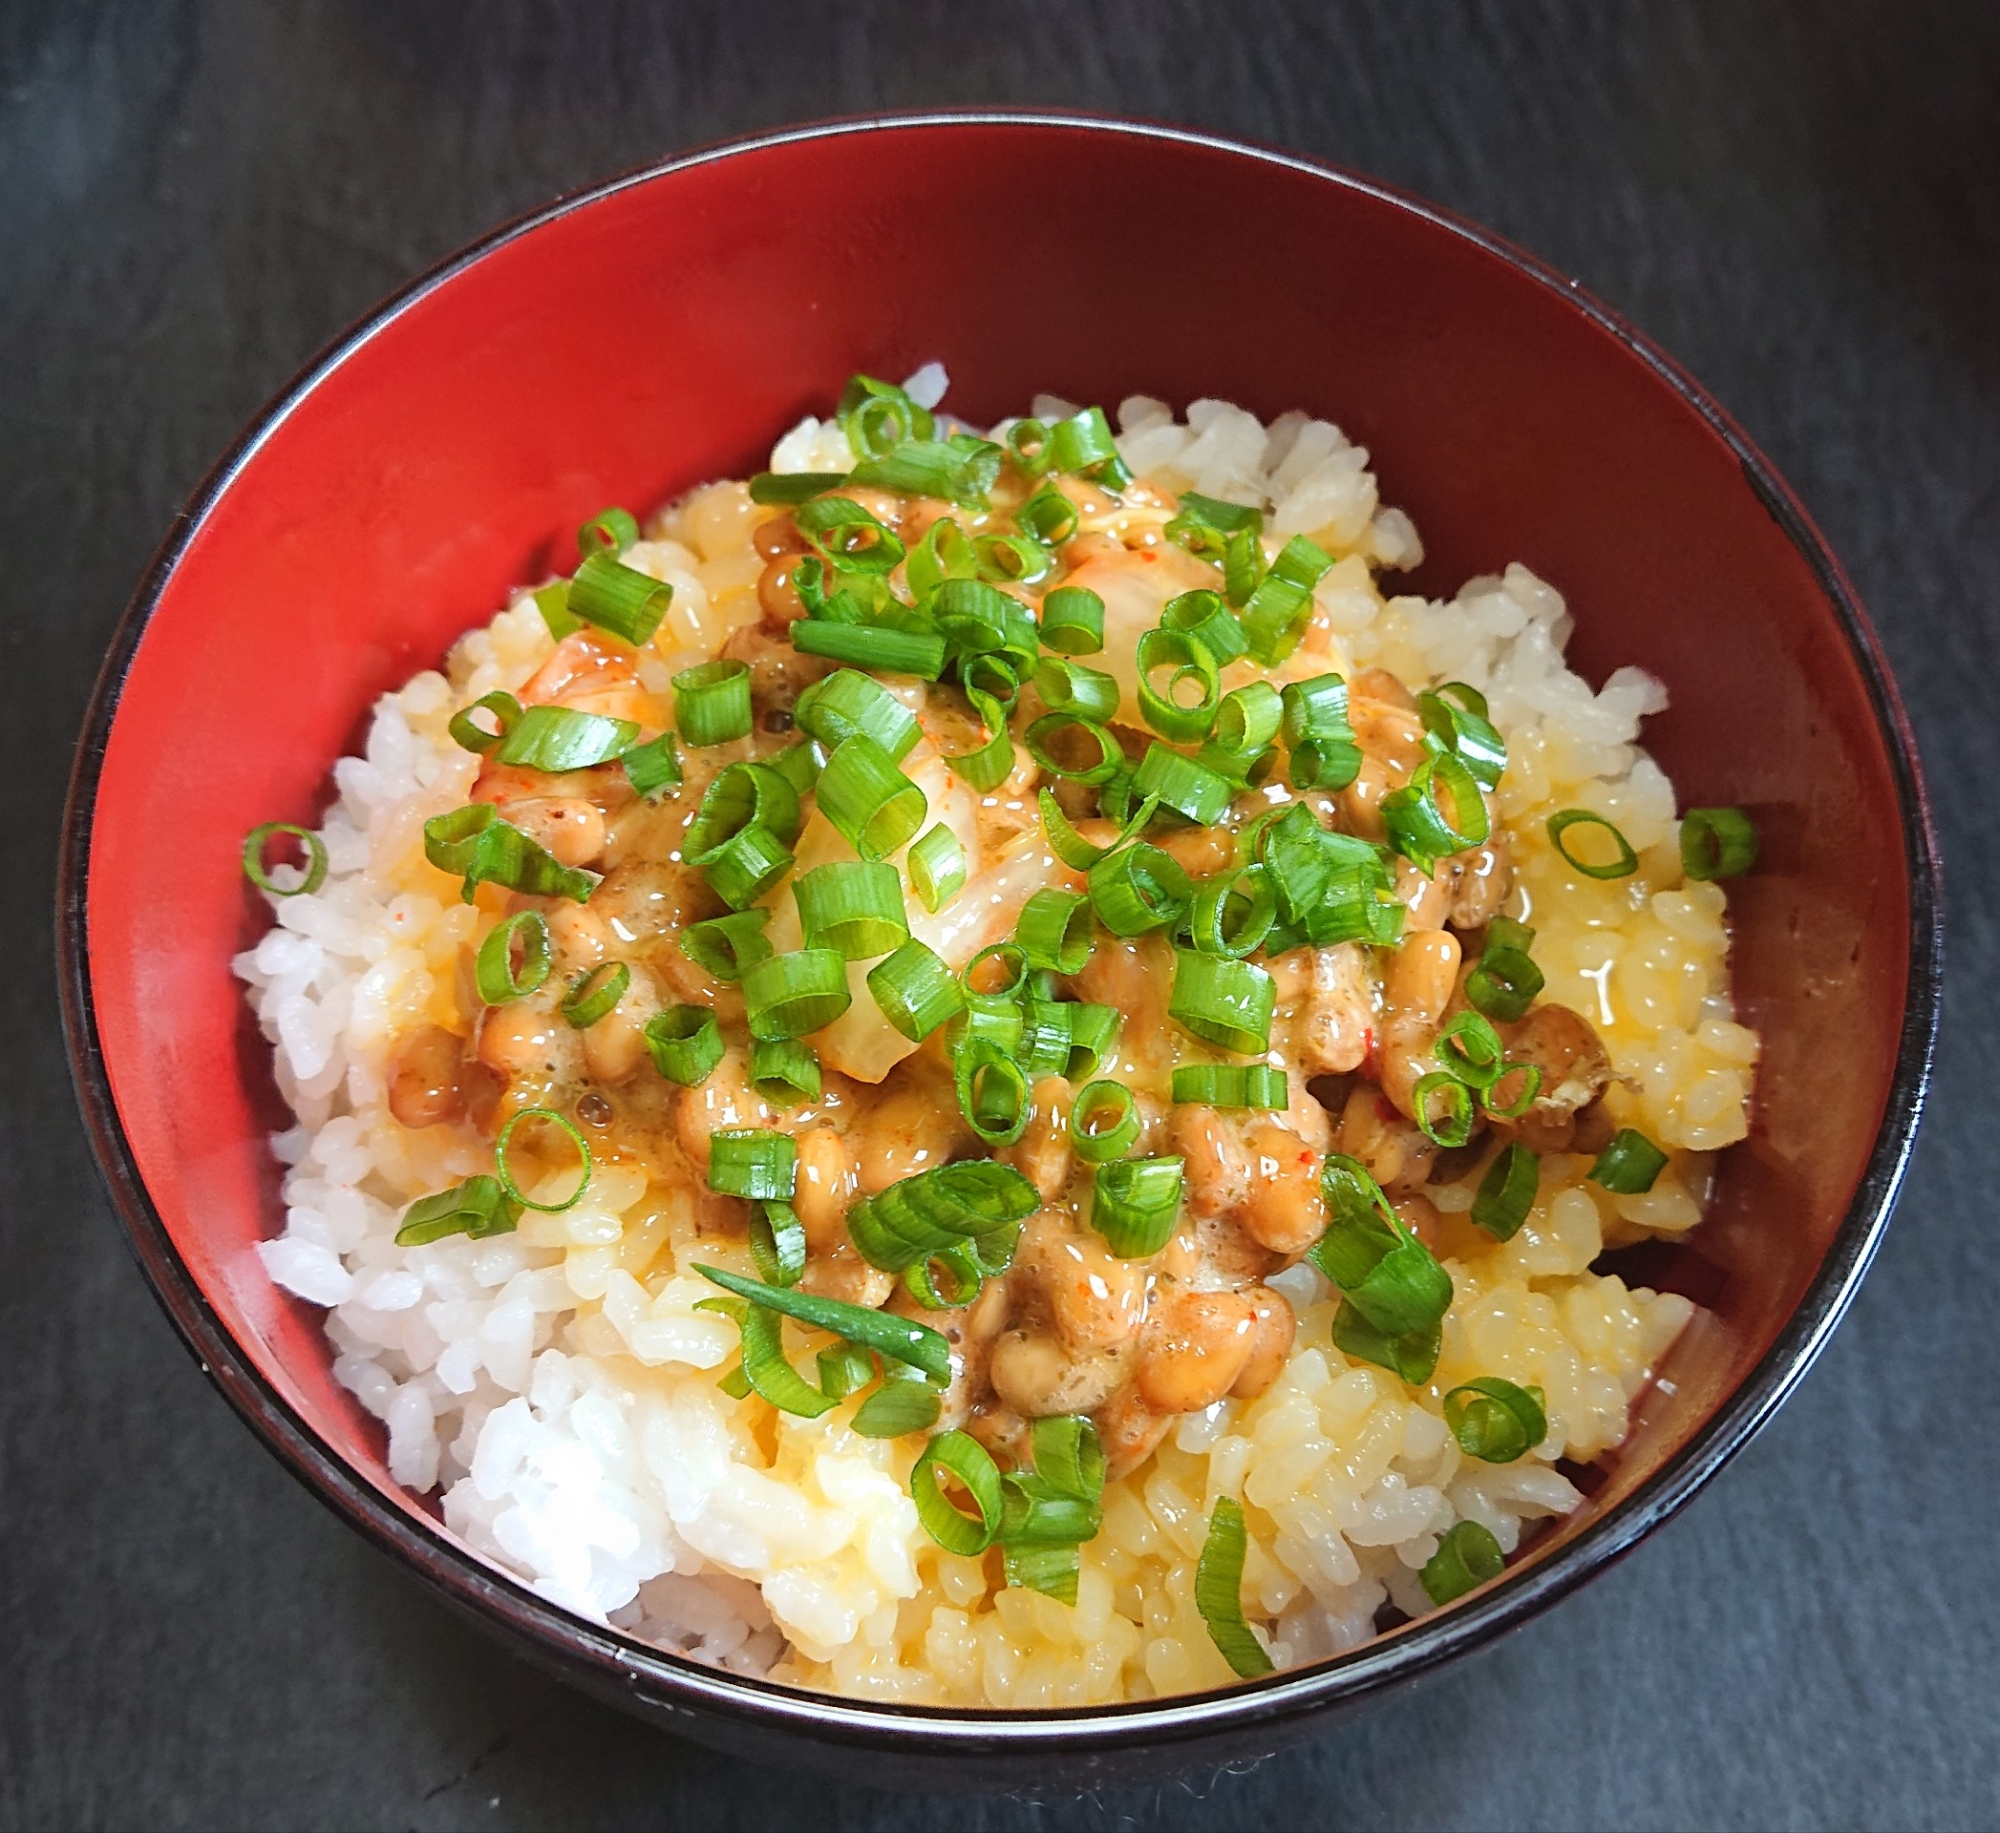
1222, 527, 1264, 608
817, 1340, 876, 1400
533, 581, 578, 640
1417, 690, 1507, 790
749, 1037, 822, 1105
1480, 1060, 1544, 1120
672, 659, 754, 747
791, 620, 947, 680
850, 1366, 945, 1439
1169, 1064, 1287, 1110
1039, 787, 1160, 872
1680, 806, 1759, 880
907, 823, 967, 913
475, 911, 552, 1005
1032, 656, 1121, 725
846, 1159, 1036, 1284
576, 506, 639, 559
1090, 1155, 1185, 1257
1384, 752, 1491, 875
242, 821, 329, 898
748, 470, 848, 506
394, 1175, 521, 1247
942, 687, 1015, 794
1135, 626, 1222, 743
1069, 1079, 1140, 1164
1310, 1154, 1454, 1345
1088, 843, 1193, 937
1420, 1520, 1505, 1606
699, 1261, 953, 1385
685, 761, 803, 860
837, 373, 935, 458
1411, 1070, 1476, 1147
422, 804, 599, 904
1589, 1128, 1668, 1194
1189, 867, 1277, 960
1195, 1497, 1274, 1679
955, 1038, 1029, 1146
867, 939, 966, 1042
794, 860, 908, 960
1434, 1010, 1506, 1089
697, 823, 794, 911
1470, 1142, 1539, 1240
974, 532, 1055, 587
559, 961, 629, 1029
1025, 712, 1124, 786
707, 1128, 797, 1202
794, 493, 906, 575
1281, 673, 1362, 792
1168, 950, 1275, 1055
905, 515, 979, 598
817, 733, 928, 860
849, 437, 996, 504
448, 690, 523, 755
494, 1106, 592, 1213
1214, 680, 1284, 757
1444, 1378, 1548, 1463
1039, 585, 1106, 655
1161, 588, 1249, 666
744, 947, 852, 1041
1240, 535, 1334, 666
618, 731, 682, 800
1547, 808, 1638, 879
1066, 1004, 1121, 1081
645, 1006, 725, 1086
912, 1430, 1007, 1555
699, 1296, 838, 1418
678, 909, 773, 984
746, 1201, 808, 1287
1015, 888, 1094, 976
793, 668, 921, 761
1332, 1302, 1443, 1384
1465, 936, 1544, 1024
1016, 484, 1080, 548
1007, 417, 1053, 476
567, 552, 672, 647
493, 704, 638, 774
1165, 491, 1262, 560
1048, 405, 1132, 489
1133, 742, 1233, 826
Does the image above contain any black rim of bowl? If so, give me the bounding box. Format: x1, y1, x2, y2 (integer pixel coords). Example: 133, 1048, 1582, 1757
57, 113, 1943, 1760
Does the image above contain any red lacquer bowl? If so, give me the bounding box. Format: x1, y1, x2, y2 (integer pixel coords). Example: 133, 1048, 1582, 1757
59, 116, 1940, 1789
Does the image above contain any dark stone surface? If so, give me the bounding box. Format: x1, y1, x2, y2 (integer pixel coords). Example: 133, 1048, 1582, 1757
3, 3, 1995, 1827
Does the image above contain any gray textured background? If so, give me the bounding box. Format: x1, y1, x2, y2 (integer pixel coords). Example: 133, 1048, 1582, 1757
5, 3, 1995, 1828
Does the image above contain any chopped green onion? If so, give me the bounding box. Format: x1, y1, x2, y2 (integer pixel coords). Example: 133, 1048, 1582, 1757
698, 1296, 838, 1418
792, 620, 947, 679
795, 493, 906, 575
1133, 743, 1233, 826
974, 532, 1055, 586
1547, 808, 1638, 879
956, 1038, 1029, 1146
1066, 1004, 1120, 1080
449, 690, 523, 755
1195, 1496, 1274, 1679
1161, 588, 1249, 665
867, 939, 965, 1042
619, 731, 682, 799
767, 739, 823, 797
942, 687, 1015, 793
932, 577, 1038, 674
1589, 1128, 1668, 1194
678, 909, 773, 984
750, 1037, 822, 1105
568, 552, 672, 646
1239, 535, 1333, 665
1015, 888, 1094, 976
816, 1340, 876, 1400
1420, 1520, 1505, 1605
672, 659, 754, 747
912, 1429, 1006, 1555
1465, 943, 1544, 1024
744, 947, 852, 1041
1032, 657, 1121, 725
559, 961, 629, 1029
1170, 1064, 1288, 1109
533, 581, 578, 640
1135, 626, 1221, 743
1016, 485, 1080, 547
1039, 585, 1106, 655
959, 652, 1020, 708
645, 1006, 725, 1086
850, 437, 995, 504
906, 515, 979, 598
845, 1159, 1038, 1277
1166, 491, 1262, 560
1310, 1154, 1454, 1341
395, 1174, 520, 1247
1383, 751, 1491, 874
422, 804, 598, 904
1039, 787, 1160, 872
794, 860, 909, 960
685, 761, 803, 859
1434, 1010, 1505, 1089
475, 911, 552, 1005
908, 823, 967, 912
1006, 417, 1053, 476
708, 1128, 797, 1202
793, 669, 921, 761
748, 1200, 808, 1287
1481, 1060, 1544, 1120
1444, 1378, 1548, 1463
1090, 1155, 1184, 1257
817, 733, 928, 860
1168, 950, 1275, 1055
1189, 867, 1277, 960
1411, 1070, 1476, 1148
696, 822, 794, 910
1048, 405, 1132, 489
1025, 712, 1124, 785
1222, 527, 1264, 608
748, 470, 848, 506
1089, 843, 1193, 937
1681, 806, 1759, 880
242, 822, 329, 898
698, 1262, 952, 1381
1281, 673, 1362, 791
1470, 1143, 1539, 1241
492, 704, 639, 774
1331, 1302, 1443, 1384
1417, 691, 1507, 790
576, 506, 639, 559
851, 1367, 944, 1438
494, 1107, 591, 1213
1068, 1080, 1138, 1163
964, 941, 1030, 999
838, 373, 935, 457
1214, 681, 1284, 757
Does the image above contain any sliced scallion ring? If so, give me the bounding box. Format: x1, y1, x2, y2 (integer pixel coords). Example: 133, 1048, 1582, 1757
1481, 1060, 1544, 1120
1039, 585, 1105, 655
1470, 1143, 1539, 1241
242, 822, 328, 898
955, 1038, 1029, 1146
867, 939, 966, 1042
1160, 588, 1249, 665
707, 1128, 797, 1202
559, 960, 630, 1029
1383, 751, 1491, 874
1465, 944, 1544, 1024
1025, 712, 1123, 786
1589, 1128, 1668, 1194
1132, 742, 1232, 826
619, 731, 682, 799
1031, 656, 1120, 725
817, 733, 928, 860
794, 494, 906, 575
974, 531, 1055, 586
1135, 626, 1222, 743
1214, 680, 1284, 756
1168, 950, 1275, 1055
792, 620, 947, 680
645, 1005, 725, 1086
1420, 1520, 1505, 1605
1195, 1497, 1274, 1678
494, 1107, 592, 1213
448, 690, 523, 755
942, 687, 1015, 794
793, 668, 921, 761
748, 1200, 808, 1287
576, 506, 639, 559
673, 659, 754, 747
1680, 806, 1759, 880
1547, 808, 1639, 879
678, 909, 773, 984
748, 470, 847, 506
1016, 484, 1080, 547
1088, 843, 1193, 938
1069, 1080, 1139, 1164
744, 947, 852, 1041
1188, 866, 1276, 959
749, 1037, 821, 1106
912, 1429, 1006, 1555
1090, 1155, 1184, 1257
395, 1174, 521, 1247
568, 552, 672, 646
1065, 1004, 1120, 1081
475, 910, 552, 1005
794, 860, 909, 960
908, 823, 967, 912
422, 804, 599, 905
696, 1296, 836, 1418
1444, 1378, 1548, 1463
1434, 1010, 1505, 1089
1015, 888, 1094, 976
1039, 788, 1159, 872
1411, 1071, 1476, 1148
1048, 405, 1132, 489
1169, 1064, 1287, 1110
851, 1368, 944, 1439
